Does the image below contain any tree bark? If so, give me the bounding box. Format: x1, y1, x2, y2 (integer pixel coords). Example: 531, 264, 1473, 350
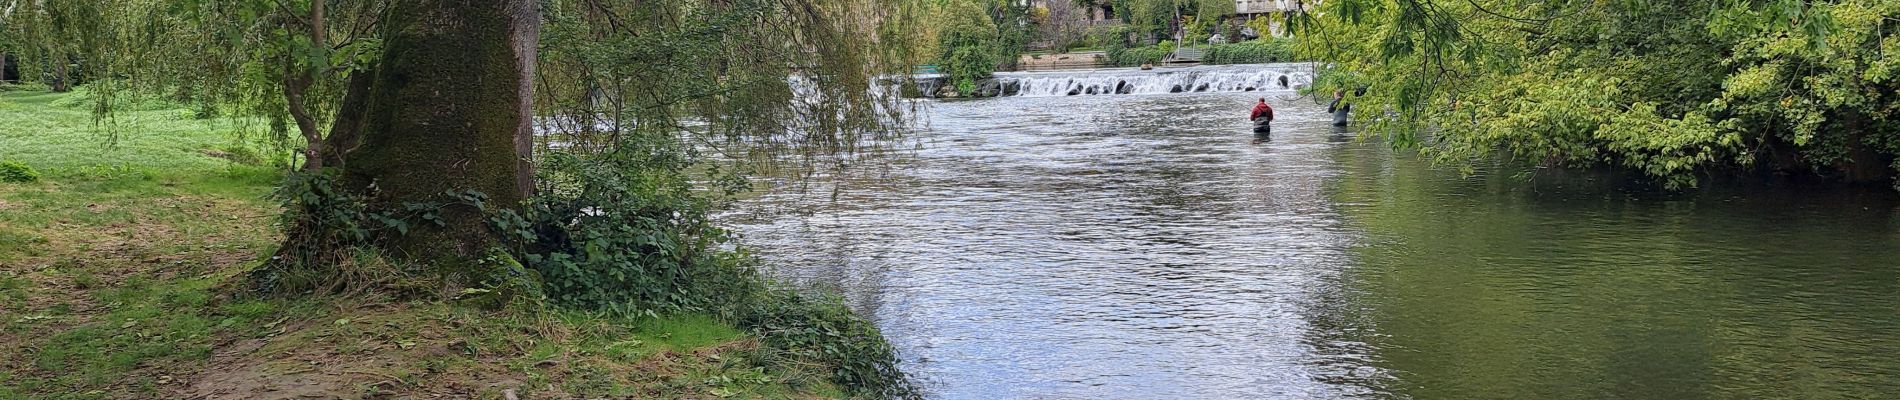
1, 51, 10, 83
334, 0, 539, 269
319, 68, 374, 167
285, 0, 329, 171
283, 73, 325, 170
50, 53, 69, 92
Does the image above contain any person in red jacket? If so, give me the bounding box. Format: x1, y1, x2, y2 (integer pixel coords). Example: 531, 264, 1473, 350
1250, 98, 1274, 122
1249, 98, 1274, 142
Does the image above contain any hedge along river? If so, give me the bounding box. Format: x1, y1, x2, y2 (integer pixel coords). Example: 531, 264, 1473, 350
723, 67, 1900, 399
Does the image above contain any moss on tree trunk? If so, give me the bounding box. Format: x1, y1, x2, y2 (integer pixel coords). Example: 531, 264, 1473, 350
331, 0, 539, 277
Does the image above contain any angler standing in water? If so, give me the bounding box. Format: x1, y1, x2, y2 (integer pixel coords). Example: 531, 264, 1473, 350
1328, 90, 1352, 127
1250, 98, 1274, 143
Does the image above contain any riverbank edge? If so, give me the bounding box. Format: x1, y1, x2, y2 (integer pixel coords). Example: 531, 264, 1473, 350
0, 88, 905, 398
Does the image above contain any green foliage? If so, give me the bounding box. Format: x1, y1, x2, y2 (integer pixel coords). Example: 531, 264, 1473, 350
1202, 38, 1296, 64
512, 146, 747, 313
938, 6, 1003, 93
257, 172, 504, 297
0, 161, 39, 183
736, 290, 916, 400
0, 117, 847, 398
1298, 0, 1900, 189
1105, 39, 1296, 66
1105, 41, 1174, 66
505, 135, 918, 398
229, 120, 916, 396
9, 1, 925, 396
0, 82, 50, 92
253, 171, 393, 294
916, 0, 1036, 92
536, 0, 914, 158
1244, 15, 1275, 38
1116, 0, 1236, 38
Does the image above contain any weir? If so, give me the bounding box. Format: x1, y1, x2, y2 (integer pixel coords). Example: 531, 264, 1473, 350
915, 63, 1316, 98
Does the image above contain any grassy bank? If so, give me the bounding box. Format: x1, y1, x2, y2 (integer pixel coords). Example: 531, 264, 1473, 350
0, 88, 874, 399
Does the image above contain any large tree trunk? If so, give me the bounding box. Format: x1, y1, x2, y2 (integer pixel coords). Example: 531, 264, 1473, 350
334, 0, 539, 271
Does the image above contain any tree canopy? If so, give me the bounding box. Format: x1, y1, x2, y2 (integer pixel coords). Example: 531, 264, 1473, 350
0, 0, 920, 171
4, 1, 926, 396
1297, 0, 1900, 188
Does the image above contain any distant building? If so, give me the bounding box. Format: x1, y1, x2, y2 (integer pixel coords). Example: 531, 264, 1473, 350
1233, 0, 1298, 37
1235, 0, 1293, 15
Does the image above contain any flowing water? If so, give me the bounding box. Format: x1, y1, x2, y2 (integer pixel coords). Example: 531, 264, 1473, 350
724, 69, 1900, 399
1001, 64, 1315, 97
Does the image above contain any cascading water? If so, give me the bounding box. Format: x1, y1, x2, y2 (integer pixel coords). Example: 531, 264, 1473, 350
997, 63, 1314, 97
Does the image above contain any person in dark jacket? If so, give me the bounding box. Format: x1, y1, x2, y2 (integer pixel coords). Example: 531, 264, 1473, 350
1328, 90, 1352, 127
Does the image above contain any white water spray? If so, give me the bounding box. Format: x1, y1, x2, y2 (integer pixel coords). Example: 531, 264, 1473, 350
995, 63, 1315, 97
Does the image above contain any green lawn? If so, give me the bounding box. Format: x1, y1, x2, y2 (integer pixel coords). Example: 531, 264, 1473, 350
0, 88, 273, 180
0, 88, 844, 399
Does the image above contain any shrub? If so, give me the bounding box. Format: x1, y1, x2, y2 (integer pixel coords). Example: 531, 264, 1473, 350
0, 161, 40, 183
1204, 38, 1296, 64
1106, 41, 1174, 67
510, 137, 918, 398
736, 290, 917, 399
0, 82, 50, 92
253, 133, 920, 397
937, 7, 1001, 94
1105, 39, 1298, 67
515, 147, 756, 313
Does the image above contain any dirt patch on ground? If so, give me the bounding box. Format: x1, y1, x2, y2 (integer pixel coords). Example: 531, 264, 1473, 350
175, 313, 421, 399
1, 193, 271, 324
176, 360, 357, 400
172, 303, 529, 399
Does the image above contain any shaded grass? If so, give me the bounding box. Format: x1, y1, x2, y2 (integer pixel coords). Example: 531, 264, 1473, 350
2, 270, 843, 398
0, 89, 848, 399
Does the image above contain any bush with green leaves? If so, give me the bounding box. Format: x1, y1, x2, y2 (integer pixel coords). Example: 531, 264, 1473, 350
1107, 39, 1298, 67
938, 5, 1002, 94
0, 82, 51, 92
1298, 0, 1900, 189
736, 289, 916, 399
1105, 41, 1174, 67
512, 147, 753, 313
253, 151, 917, 397
0, 161, 40, 183
1204, 39, 1295, 64
501, 137, 918, 398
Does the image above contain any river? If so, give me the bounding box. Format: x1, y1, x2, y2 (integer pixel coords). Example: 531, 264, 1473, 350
724, 68, 1900, 399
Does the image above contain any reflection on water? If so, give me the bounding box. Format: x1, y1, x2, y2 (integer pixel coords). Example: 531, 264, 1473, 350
723, 89, 1900, 399
1328, 149, 1900, 399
